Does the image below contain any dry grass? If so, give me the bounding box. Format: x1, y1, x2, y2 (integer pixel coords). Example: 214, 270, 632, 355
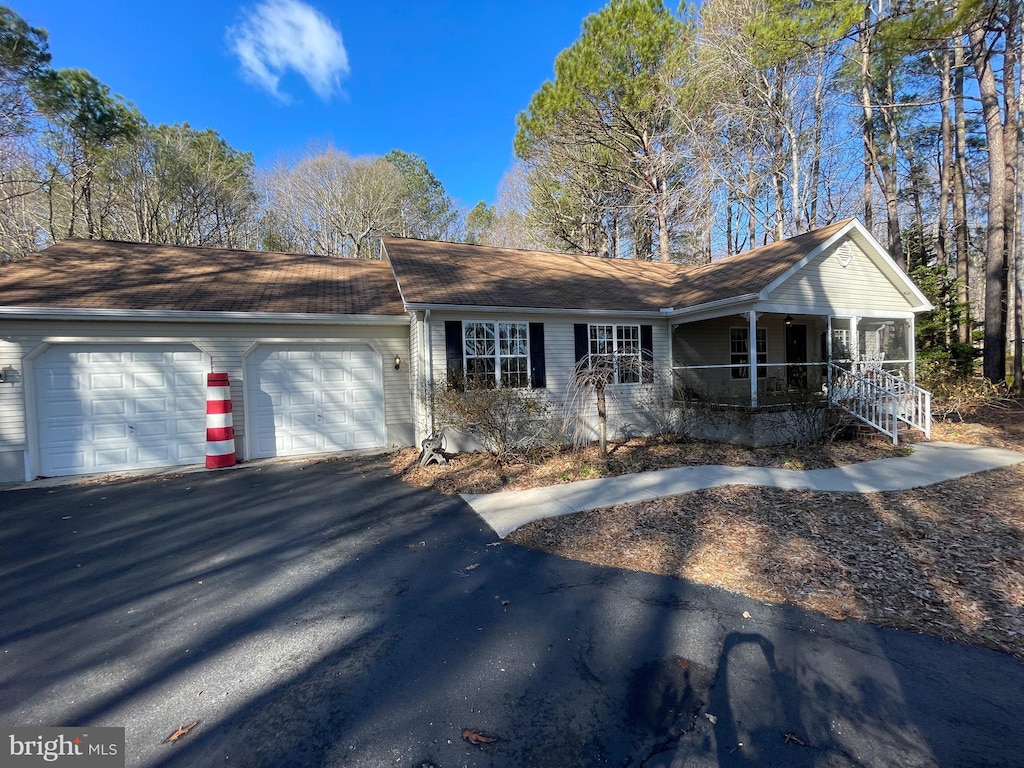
392, 402, 1024, 660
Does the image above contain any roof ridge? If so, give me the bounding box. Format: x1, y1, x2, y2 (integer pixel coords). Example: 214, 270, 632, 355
57, 238, 391, 263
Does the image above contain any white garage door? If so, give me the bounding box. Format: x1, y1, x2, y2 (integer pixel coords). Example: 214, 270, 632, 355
35, 344, 208, 477
246, 345, 385, 459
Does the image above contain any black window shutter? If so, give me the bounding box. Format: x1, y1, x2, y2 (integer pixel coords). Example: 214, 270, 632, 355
640, 324, 654, 383
574, 324, 589, 365
444, 321, 463, 389
528, 322, 546, 388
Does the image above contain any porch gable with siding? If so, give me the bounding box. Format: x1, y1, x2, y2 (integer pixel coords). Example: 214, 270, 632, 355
765, 235, 923, 315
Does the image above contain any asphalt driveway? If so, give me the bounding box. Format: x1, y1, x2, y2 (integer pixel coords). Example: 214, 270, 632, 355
1, 456, 1022, 767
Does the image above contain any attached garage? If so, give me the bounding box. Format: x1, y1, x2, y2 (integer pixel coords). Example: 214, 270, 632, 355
0, 239, 412, 483
246, 344, 386, 459
32, 344, 209, 477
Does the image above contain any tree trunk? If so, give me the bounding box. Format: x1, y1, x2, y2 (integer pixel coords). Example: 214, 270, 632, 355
953, 35, 971, 347
1006, 4, 1022, 393
860, 10, 874, 231
935, 47, 951, 277
806, 49, 826, 229
657, 179, 671, 262
968, 22, 1008, 384
596, 382, 607, 462
880, 64, 905, 269
726, 197, 734, 257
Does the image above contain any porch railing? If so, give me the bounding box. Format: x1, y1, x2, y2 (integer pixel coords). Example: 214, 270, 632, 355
826, 363, 932, 444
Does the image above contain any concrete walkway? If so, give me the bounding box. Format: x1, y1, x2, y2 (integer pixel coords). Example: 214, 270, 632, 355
463, 441, 1024, 538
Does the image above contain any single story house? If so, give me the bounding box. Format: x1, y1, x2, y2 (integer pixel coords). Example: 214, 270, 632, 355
0, 217, 932, 482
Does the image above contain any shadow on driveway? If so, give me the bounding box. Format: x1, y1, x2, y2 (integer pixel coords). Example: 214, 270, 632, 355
1, 456, 1021, 767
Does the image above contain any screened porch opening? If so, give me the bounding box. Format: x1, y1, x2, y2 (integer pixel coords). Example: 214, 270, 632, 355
671, 314, 915, 408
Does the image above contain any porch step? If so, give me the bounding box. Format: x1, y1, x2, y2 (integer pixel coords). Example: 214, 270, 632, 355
853, 422, 928, 444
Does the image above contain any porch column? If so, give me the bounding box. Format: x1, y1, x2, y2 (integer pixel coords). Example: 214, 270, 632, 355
908, 317, 916, 383
666, 321, 675, 408
748, 310, 758, 407
851, 315, 860, 371
826, 315, 833, 390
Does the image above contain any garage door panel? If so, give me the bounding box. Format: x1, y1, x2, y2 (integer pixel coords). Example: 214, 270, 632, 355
85, 350, 128, 364
90, 399, 128, 417
350, 366, 377, 382
289, 433, 321, 452
47, 450, 87, 474
321, 390, 351, 408
134, 421, 170, 439
41, 423, 86, 444
132, 371, 168, 389
173, 396, 206, 414
247, 345, 384, 459
93, 447, 131, 467
42, 373, 80, 392
320, 368, 350, 384
284, 391, 317, 408
36, 344, 207, 477
174, 443, 206, 462
134, 395, 172, 415
44, 399, 90, 419
92, 423, 129, 441
285, 411, 319, 430
322, 410, 351, 428
89, 372, 126, 390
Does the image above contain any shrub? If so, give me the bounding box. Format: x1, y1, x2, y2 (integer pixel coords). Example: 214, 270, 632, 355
430, 384, 554, 463
928, 376, 1011, 421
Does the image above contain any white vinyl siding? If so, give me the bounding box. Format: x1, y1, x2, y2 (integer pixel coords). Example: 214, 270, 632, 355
0, 339, 22, 447
423, 313, 670, 447
769, 240, 912, 310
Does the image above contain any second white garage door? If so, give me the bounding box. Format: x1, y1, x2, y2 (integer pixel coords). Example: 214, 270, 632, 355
246, 345, 385, 459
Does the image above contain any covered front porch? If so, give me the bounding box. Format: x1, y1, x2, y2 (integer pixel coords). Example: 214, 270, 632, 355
670, 310, 916, 408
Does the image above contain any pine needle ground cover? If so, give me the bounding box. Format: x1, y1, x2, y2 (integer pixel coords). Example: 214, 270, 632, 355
392, 403, 1024, 659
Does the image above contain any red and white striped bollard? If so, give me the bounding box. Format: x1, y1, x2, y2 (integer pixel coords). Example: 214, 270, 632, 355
206, 372, 236, 468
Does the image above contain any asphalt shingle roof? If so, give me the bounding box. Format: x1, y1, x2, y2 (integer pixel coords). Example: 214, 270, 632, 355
0, 220, 856, 318
383, 219, 853, 313
382, 237, 686, 312
0, 239, 406, 315
666, 219, 853, 308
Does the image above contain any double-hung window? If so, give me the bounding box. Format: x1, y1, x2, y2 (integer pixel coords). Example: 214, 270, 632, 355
730, 327, 766, 379
589, 324, 641, 384
463, 321, 529, 388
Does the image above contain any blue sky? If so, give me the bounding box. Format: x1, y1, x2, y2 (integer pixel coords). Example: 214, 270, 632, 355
14, 0, 607, 209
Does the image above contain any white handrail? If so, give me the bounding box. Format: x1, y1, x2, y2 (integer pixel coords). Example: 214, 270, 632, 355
827, 363, 931, 443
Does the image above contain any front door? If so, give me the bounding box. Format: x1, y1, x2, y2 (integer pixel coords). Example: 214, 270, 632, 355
786, 324, 808, 390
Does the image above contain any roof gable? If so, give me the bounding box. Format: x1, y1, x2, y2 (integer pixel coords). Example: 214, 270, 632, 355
0, 239, 405, 316
759, 218, 930, 310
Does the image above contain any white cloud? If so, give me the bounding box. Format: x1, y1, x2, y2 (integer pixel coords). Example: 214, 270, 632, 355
228, 0, 349, 102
